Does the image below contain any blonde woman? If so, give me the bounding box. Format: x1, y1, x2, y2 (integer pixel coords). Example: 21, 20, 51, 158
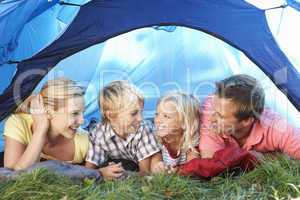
3, 78, 89, 170
151, 92, 200, 173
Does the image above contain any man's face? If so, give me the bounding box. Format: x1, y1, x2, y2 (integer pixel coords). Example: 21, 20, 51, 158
210, 96, 248, 139
109, 100, 144, 138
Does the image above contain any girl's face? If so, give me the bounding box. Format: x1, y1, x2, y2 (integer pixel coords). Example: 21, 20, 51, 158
154, 100, 183, 143
49, 96, 85, 139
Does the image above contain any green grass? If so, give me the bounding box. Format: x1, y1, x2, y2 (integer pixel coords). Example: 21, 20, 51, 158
1, 155, 300, 200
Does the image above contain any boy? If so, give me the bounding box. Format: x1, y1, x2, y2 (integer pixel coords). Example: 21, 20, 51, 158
85, 80, 160, 180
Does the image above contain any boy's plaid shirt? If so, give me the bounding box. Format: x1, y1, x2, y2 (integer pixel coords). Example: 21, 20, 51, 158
86, 120, 160, 166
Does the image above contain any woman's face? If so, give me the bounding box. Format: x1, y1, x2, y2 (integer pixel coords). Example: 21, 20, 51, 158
154, 100, 183, 143
49, 96, 85, 139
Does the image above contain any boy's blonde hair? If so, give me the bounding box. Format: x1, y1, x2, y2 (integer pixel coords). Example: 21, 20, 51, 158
99, 80, 144, 123
15, 78, 84, 113
157, 91, 200, 153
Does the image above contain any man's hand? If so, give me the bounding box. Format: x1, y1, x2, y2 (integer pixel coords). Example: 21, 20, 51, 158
249, 150, 265, 161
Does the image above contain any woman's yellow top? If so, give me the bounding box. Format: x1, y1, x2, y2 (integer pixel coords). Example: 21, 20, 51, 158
3, 113, 89, 163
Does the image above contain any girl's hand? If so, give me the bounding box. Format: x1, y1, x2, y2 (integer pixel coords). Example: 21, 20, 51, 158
152, 161, 166, 173
166, 165, 178, 174
152, 162, 178, 174
30, 95, 49, 133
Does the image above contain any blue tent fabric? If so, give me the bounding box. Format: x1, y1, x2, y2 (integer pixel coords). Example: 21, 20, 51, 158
0, 0, 59, 65
0, 0, 300, 121
287, 0, 300, 11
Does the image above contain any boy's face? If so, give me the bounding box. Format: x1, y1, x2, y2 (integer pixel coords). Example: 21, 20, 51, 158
109, 100, 143, 138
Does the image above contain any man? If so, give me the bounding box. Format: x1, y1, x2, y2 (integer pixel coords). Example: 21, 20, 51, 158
199, 74, 300, 160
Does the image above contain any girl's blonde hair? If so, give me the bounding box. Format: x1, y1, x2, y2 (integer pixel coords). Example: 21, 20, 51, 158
99, 80, 144, 123
157, 91, 200, 153
15, 78, 84, 113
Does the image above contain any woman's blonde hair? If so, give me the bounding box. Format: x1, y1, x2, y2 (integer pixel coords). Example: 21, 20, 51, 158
99, 80, 144, 123
157, 91, 200, 153
15, 78, 84, 113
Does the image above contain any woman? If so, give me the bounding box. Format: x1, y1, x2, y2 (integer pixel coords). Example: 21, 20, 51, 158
3, 78, 89, 170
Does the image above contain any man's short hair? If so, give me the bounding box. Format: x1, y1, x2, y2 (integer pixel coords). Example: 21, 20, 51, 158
216, 74, 265, 121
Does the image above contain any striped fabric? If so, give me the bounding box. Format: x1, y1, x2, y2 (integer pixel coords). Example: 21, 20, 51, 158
159, 132, 200, 167
161, 145, 188, 167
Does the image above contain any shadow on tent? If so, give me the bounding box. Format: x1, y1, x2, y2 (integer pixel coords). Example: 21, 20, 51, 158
0, 152, 4, 167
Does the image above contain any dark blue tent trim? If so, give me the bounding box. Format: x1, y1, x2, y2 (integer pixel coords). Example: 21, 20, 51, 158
287, 0, 300, 12
1, 0, 300, 121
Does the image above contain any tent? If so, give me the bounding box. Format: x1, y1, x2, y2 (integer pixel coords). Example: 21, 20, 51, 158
0, 0, 300, 152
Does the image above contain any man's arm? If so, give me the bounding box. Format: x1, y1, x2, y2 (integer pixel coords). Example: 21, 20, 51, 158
199, 133, 226, 158
268, 117, 300, 160
199, 95, 226, 158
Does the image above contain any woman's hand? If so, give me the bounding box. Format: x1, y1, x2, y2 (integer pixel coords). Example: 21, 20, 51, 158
4, 95, 50, 170
30, 94, 49, 134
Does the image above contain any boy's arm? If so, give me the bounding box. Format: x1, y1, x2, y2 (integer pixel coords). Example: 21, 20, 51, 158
85, 126, 124, 180
138, 156, 151, 173
85, 161, 124, 180
136, 122, 161, 173
85, 127, 107, 169
99, 163, 124, 180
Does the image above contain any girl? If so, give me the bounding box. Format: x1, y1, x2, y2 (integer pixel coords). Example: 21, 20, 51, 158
3, 78, 89, 170
151, 92, 200, 173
